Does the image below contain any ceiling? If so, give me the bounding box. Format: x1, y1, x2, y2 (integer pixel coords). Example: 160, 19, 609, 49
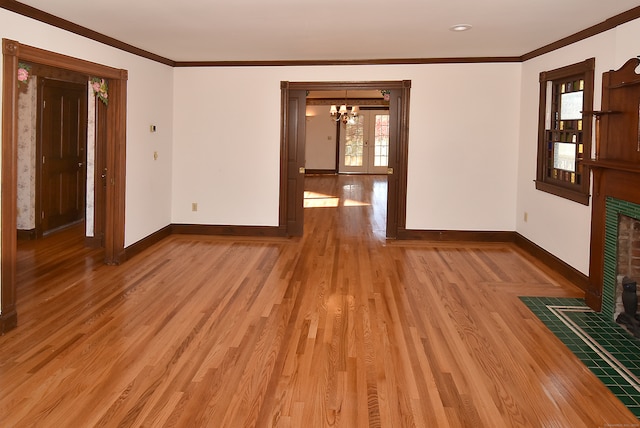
13, 0, 640, 63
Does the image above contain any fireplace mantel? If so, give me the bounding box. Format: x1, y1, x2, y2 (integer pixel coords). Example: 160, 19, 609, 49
583, 159, 640, 175
586, 58, 640, 312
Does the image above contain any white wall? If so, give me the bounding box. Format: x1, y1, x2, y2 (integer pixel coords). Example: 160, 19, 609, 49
171, 67, 281, 225
516, 21, 640, 275
122, 56, 174, 246
405, 64, 521, 231
171, 63, 522, 230
305, 105, 337, 170
0, 9, 175, 248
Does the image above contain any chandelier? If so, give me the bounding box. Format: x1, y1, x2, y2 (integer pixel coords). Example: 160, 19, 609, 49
329, 91, 359, 124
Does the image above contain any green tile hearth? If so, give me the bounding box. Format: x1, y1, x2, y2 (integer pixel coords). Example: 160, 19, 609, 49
520, 296, 640, 419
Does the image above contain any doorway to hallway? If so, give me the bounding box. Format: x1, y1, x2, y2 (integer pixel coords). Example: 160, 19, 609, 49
2, 39, 128, 334
280, 80, 410, 239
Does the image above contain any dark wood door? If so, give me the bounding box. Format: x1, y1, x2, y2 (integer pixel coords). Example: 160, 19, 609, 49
286, 89, 307, 236
38, 78, 88, 235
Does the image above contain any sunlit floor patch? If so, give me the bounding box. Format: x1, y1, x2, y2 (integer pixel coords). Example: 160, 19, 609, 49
303, 191, 371, 208
521, 296, 640, 418
304, 197, 340, 208
303, 191, 339, 207
343, 199, 370, 207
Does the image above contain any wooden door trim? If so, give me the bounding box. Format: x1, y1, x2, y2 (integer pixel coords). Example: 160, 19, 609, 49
280, 80, 410, 238
90, 99, 108, 248
1, 39, 127, 334
396, 81, 411, 237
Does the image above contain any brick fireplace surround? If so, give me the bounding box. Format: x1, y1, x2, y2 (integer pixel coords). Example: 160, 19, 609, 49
616, 212, 640, 283
604, 198, 640, 322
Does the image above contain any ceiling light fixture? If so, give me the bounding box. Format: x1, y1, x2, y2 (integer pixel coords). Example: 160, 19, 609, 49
330, 91, 359, 125
450, 24, 472, 32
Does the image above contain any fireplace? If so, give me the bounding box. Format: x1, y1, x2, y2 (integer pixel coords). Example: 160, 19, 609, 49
587, 166, 640, 314
584, 58, 640, 315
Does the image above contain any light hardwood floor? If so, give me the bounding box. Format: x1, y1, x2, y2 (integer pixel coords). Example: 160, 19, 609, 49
1, 175, 637, 427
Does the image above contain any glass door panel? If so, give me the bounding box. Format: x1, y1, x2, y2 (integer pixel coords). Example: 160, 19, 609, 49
344, 116, 364, 168
371, 114, 389, 173
339, 110, 389, 174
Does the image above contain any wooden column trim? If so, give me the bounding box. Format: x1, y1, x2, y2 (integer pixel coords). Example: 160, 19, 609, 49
396, 80, 411, 235
278, 81, 289, 234
1, 39, 19, 332
104, 72, 128, 264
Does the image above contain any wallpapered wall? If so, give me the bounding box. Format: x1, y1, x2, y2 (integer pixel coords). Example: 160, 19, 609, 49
15, 74, 97, 237
86, 84, 95, 237
17, 78, 37, 230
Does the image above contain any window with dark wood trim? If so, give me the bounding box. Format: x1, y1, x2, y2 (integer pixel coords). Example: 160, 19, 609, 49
535, 58, 595, 205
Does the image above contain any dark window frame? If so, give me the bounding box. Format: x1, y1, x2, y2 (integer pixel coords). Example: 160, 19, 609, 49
535, 58, 595, 205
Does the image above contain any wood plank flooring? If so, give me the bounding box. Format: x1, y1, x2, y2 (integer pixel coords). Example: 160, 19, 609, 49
1, 174, 637, 427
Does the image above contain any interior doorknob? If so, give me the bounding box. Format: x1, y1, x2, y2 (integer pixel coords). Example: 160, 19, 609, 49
387, 167, 394, 175
299, 167, 306, 174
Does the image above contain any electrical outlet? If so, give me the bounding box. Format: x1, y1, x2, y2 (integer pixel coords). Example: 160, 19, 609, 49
192, 202, 198, 212
524, 212, 528, 222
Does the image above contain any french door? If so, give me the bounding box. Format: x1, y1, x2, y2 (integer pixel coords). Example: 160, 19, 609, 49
339, 110, 389, 174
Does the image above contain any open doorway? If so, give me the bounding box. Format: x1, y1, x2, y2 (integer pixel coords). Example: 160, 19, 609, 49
304, 91, 391, 239
306, 90, 390, 175
279, 80, 411, 239
1, 39, 128, 334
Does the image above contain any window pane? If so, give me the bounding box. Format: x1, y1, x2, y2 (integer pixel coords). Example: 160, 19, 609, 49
374, 114, 389, 167
553, 142, 576, 172
560, 92, 583, 120
345, 116, 364, 166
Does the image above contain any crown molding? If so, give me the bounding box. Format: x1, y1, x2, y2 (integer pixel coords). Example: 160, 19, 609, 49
521, 6, 640, 61
173, 57, 522, 67
0, 0, 175, 66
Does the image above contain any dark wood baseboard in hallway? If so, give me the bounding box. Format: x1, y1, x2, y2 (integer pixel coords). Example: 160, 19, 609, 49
0, 175, 636, 426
